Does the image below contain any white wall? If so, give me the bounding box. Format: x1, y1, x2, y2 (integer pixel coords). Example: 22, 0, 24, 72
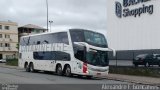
107, 0, 160, 50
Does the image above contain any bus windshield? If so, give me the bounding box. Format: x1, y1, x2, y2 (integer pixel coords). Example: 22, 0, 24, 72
70, 29, 109, 66
70, 29, 108, 48
86, 50, 109, 66
84, 31, 107, 48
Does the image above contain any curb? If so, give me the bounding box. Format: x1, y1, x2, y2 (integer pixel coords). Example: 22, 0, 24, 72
0, 64, 23, 70
105, 76, 160, 87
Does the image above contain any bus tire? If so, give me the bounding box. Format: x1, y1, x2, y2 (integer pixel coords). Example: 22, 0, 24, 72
29, 63, 35, 72
24, 62, 30, 72
56, 64, 63, 76
65, 65, 72, 77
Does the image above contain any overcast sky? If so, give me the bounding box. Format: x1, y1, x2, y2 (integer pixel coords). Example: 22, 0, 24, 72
0, 0, 107, 31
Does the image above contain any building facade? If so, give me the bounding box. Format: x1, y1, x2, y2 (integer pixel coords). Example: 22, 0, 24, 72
0, 21, 18, 59
107, 0, 160, 50
18, 24, 47, 41
106, 0, 160, 60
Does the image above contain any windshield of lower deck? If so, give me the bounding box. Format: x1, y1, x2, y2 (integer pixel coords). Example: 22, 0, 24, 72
86, 50, 109, 66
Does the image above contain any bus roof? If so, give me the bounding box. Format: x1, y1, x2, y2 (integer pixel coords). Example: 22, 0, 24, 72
20, 28, 103, 38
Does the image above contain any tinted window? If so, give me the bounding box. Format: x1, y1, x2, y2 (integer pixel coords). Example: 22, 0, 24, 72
74, 45, 86, 61
84, 31, 107, 47
70, 30, 84, 42
146, 55, 153, 59
0, 43, 3, 47
86, 50, 109, 66
20, 32, 69, 46
5, 26, 9, 30
55, 51, 71, 60
70, 29, 108, 48
33, 51, 70, 61
57, 32, 69, 44
70, 29, 109, 66
70, 30, 86, 61
0, 34, 2, 38
5, 43, 10, 47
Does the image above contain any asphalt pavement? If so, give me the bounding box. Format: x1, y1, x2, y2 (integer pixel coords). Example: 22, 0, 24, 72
0, 67, 131, 84
0, 64, 159, 90
0, 66, 134, 90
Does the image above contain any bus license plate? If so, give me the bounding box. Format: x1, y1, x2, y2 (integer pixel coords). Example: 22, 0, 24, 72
97, 73, 101, 76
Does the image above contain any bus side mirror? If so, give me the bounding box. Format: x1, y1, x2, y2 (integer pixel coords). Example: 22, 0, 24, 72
113, 50, 116, 57
108, 48, 116, 57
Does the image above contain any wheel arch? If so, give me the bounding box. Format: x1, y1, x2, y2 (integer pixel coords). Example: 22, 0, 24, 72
29, 62, 33, 66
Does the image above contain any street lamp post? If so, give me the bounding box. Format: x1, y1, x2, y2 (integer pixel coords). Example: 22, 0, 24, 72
49, 21, 53, 32
46, 0, 49, 32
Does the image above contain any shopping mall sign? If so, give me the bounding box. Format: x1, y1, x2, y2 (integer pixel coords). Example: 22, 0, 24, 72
115, 0, 154, 18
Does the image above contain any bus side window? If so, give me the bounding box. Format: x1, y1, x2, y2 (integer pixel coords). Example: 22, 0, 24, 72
56, 51, 71, 61
74, 45, 86, 61
37, 41, 41, 45
57, 32, 69, 45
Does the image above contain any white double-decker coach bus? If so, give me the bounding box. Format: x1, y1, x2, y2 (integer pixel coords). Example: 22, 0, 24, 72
19, 28, 111, 78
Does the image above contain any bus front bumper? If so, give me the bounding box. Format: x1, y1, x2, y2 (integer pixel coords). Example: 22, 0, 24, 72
82, 66, 109, 77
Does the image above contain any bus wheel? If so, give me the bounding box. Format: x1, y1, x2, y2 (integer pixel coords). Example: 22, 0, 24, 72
65, 65, 72, 77
25, 63, 30, 72
56, 65, 63, 76
29, 63, 34, 72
